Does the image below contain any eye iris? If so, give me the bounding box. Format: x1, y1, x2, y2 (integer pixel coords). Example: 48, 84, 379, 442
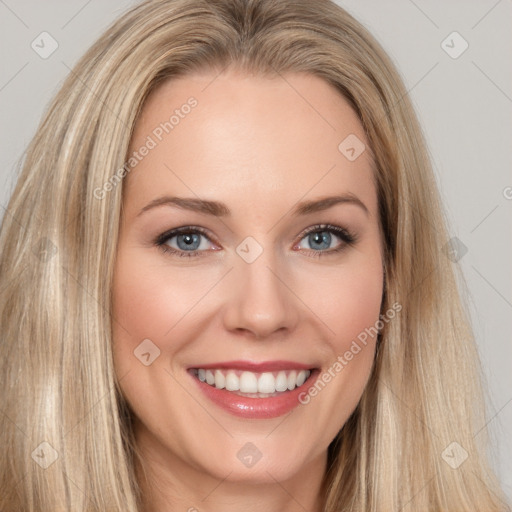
177, 233, 200, 251
309, 231, 331, 250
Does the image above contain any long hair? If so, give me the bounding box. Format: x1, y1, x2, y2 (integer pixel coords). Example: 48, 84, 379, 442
0, 0, 508, 510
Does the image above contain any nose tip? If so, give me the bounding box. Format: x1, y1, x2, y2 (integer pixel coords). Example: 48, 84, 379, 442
221, 257, 299, 340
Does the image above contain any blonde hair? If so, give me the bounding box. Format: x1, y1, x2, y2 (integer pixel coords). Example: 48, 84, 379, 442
0, 0, 508, 510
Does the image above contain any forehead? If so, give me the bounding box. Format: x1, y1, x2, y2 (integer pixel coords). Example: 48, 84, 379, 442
124, 68, 377, 219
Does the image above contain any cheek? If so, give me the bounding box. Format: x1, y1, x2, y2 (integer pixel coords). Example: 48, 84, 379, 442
329, 266, 382, 345
111, 250, 179, 385
297, 255, 384, 352
111, 249, 209, 351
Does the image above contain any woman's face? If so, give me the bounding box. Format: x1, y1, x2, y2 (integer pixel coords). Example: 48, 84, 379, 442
112, 68, 384, 486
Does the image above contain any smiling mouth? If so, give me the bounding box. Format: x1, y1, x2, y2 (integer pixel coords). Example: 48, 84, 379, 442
189, 368, 314, 398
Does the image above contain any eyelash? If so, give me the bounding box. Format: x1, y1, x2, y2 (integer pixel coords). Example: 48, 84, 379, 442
154, 224, 358, 259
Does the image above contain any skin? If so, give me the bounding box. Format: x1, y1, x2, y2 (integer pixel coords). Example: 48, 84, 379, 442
111, 67, 384, 512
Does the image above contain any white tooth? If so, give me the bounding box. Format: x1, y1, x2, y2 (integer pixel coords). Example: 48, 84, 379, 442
198, 369, 206, 382
305, 370, 311, 378
258, 372, 276, 393
214, 369, 225, 389
296, 370, 306, 387
239, 371, 258, 393
287, 370, 297, 390
205, 370, 215, 385
225, 371, 240, 391
275, 371, 288, 392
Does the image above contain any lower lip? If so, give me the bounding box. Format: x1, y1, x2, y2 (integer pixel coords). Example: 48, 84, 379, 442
189, 369, 319, 419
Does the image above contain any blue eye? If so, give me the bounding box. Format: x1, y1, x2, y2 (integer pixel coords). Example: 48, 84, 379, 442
298, 227, 349, 252
294, 224, 357, 258
155, 226, 214, 258
155, 224, 357, 259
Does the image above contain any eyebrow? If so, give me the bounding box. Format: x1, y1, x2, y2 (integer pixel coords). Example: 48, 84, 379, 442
137, 193, 369, 218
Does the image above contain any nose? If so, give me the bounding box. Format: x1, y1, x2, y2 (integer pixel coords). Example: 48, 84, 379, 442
222, 246, 300, 340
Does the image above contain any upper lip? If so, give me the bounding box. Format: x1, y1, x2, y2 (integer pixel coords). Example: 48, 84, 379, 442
188, 360, 315, 372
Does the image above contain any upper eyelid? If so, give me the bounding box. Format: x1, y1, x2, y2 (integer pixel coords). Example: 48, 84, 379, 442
156, 225, 216, 245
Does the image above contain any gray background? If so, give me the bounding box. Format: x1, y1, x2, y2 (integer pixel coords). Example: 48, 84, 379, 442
1, 0, 510, 502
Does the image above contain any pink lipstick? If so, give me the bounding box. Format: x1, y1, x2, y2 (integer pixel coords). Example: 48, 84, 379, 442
187, 360, 319, 419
